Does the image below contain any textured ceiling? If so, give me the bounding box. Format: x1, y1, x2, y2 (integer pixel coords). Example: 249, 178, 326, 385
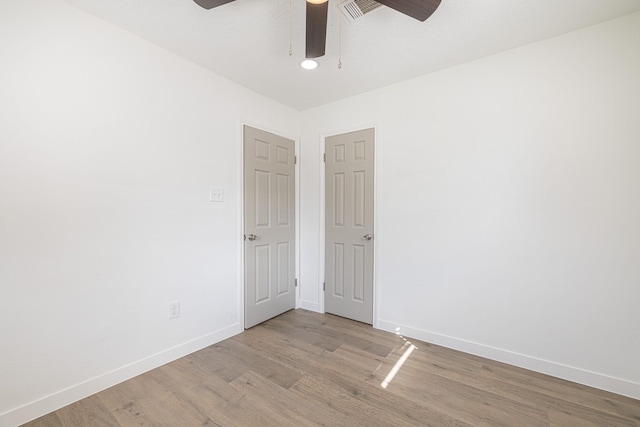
61, 0, 640, 110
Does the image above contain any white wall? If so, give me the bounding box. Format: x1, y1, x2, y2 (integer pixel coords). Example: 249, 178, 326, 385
0, 1, 298, 425
299, 12, 640, 399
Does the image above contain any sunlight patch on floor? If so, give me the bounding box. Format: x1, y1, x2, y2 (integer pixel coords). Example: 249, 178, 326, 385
381, 330, 417, 389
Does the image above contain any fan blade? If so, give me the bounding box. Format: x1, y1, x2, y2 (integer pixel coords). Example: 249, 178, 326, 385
306, 1, 329, 58
193, 0, 235, 10
376, 0, 441, 22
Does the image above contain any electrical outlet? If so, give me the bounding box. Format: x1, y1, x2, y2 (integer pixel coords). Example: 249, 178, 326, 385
210, 187, 224, 202
169, 301, 180, 319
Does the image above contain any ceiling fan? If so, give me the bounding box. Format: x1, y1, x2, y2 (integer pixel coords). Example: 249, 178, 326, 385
193, 0, 441, 59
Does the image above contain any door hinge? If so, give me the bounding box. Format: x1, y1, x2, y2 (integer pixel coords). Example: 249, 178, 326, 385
323, 153, 326, 162
243, 234, 246, 241
323, 282, 325, 291
295, 155, 297, 164
295, 278, 298, 288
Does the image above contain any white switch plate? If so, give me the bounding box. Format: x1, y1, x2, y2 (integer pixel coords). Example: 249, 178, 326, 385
169, 301, 180, 319
210, 187, 224, 202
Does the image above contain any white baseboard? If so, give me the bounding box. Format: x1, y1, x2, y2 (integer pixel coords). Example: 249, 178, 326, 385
1, 323, 242, 427
298, 300, 321, 313
376, 318, 640, 401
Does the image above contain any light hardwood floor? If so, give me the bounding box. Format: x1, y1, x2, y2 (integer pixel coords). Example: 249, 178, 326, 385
24, 309, 640, 426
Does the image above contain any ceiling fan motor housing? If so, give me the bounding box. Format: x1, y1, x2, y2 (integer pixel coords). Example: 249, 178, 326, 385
306, 1, 330, 58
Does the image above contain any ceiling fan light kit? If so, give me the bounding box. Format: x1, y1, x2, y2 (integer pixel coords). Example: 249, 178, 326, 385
193, 0, 441, 62
301, 59, 320, 70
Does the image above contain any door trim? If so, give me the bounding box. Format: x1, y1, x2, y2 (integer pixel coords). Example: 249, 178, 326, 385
239, 120, 300, 329
319, 125, 378, 328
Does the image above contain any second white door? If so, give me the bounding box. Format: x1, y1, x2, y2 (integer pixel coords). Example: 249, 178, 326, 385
324, 128, 375, 324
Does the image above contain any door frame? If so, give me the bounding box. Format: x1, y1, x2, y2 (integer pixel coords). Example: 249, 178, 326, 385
319, 125, 378, 328
238, 120, 301, 329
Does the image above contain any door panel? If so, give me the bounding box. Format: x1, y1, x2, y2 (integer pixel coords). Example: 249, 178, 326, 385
276, 242, 291, 295
244, 126, 295, 328
277, 174, 291, 225
333, 173, 345, 226
325, 128, 374, 324
255, 244, 270, 303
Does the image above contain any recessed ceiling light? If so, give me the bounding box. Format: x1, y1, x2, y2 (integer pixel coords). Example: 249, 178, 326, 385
300, 59, 318, 70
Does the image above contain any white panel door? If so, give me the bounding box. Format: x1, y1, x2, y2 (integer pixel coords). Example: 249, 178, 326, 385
244, 125, 295, 328
325, 128, 374, 324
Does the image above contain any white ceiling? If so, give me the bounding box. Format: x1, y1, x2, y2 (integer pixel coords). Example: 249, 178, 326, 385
61, 0, 640, 110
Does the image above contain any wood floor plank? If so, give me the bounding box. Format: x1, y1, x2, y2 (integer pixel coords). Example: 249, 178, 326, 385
289, 374, 417, 427
308, 350, 474, 426
396, 348, 639, 426
206, 379, 300, 427
278, 309, 402, 348
187, 345, 250, 383
235, 323, 328, 359
19, 413, 63, 427
230, 370, 349, 426
156, 352, 218, 388
261, 318, 343, 352
268, 313, 394, 357
164, 380, 241, 426
199, 369, 254, 403
95, 368, 173, 412
380, 365, 550, 426
481, 361, 640, 422
232, 329, 379, 388
54, 395, 120, 427
108, 393, 205, 427
21, 309, 640, 427
210, 338, 303, 389
547, 399, 638, 427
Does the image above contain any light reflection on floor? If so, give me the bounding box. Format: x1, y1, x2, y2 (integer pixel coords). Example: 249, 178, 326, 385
381, 327, 417, 389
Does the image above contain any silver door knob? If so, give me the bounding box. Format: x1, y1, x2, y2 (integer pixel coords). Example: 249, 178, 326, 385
246, 234, 258, 241
363, 234, 373, 241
